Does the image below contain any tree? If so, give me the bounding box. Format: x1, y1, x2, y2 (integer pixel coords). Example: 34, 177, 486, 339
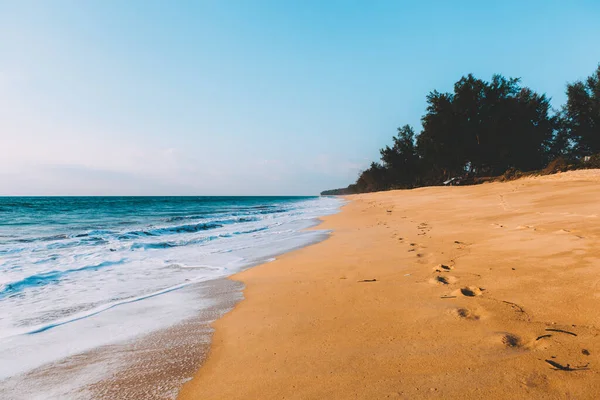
320, 68, 592, 195
417, 74, 553, 177
417, 90, 463, 179
355, 162, 390, 193
379, 125, 420, 188
547, 116, 571, 160
563, 65, 600, 157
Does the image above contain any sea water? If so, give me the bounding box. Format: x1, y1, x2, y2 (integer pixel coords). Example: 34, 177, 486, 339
0, 196, 341, 383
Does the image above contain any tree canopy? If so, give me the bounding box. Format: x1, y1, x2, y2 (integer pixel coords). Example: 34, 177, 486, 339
322, 64, 600, 194
562, 65, 600, 157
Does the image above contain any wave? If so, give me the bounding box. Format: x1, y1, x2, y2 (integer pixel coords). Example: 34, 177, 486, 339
0, 247, 25, 256
0, 259, 126, 299
119, 217, 260, 239
11, 230, 113, 246
165, 215, 209, 222
163, 210, 225, 222
119, 222, 223, 239
4, 217, 262, 253
74, 229, 114, 238
44, 237, 108, 251
162, 206, 287, 223
18, 277, 209, 336
16, 234, 69, 243
129, 226, 270, 250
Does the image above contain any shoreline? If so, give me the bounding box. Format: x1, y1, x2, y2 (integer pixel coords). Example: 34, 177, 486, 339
0, 278, 242, 399
0, 213, 338, 399
85, 219, 335, 399
178, 170, 600, 399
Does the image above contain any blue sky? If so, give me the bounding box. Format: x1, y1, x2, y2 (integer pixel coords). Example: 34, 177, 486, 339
1, 0, 599, 195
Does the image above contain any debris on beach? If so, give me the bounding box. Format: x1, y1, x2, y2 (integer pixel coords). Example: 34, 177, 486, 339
544, 359, 589, 371
545, 328, 577, 336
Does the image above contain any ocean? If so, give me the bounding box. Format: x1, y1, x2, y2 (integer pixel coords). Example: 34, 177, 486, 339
0, 196, 341, 397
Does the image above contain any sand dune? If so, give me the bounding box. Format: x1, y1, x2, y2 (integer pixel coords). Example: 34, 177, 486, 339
179, 170, 600, 399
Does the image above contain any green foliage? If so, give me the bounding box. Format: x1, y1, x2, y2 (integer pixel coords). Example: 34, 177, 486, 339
418, 74, 554, 177
562, 65, 600, 157
380, 125, 420, 188
355, 162, 389, 193
320, 187, 356, 195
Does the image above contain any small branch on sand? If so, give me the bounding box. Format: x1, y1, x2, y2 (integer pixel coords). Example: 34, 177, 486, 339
535, 334, 552, 341
545, 328, 577, 336
440, 295, 457, 299
544, 359, 589, 371
501, 300, 526, 313
358, 279, 377, 282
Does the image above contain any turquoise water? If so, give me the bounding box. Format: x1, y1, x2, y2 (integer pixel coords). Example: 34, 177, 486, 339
0, 196, 341, 380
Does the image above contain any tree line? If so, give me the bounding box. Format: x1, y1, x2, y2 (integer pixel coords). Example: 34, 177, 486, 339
322, 64, 600, 195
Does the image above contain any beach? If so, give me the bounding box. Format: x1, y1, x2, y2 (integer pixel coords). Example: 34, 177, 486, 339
179, 170, 600, 399
0, 196, 340, 399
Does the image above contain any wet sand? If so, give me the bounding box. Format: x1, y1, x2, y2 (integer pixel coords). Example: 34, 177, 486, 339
179, 170, 600, 399
0, 279, 242, 400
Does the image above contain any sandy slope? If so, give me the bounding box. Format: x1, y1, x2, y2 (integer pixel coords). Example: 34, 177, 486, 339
178, 170, 600, 399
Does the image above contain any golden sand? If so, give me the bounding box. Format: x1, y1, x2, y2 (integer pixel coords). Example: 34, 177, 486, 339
179, 170, 600, 399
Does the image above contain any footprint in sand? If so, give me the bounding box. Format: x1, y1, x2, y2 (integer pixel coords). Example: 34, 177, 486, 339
417, 222, 432, 236
433, 264, 453, 272
500, 333, 523, 348
416, 252, 434, 264
459, 286, 485, 297
516, 225, 537, 232
429, 274, 458, 286
454, 307, 480, 321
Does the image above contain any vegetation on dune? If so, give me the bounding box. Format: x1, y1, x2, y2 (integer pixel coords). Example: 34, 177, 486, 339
321, 65, 600, 195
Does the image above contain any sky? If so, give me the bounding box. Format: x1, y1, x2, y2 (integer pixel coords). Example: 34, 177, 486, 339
0, 0, 599, 195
